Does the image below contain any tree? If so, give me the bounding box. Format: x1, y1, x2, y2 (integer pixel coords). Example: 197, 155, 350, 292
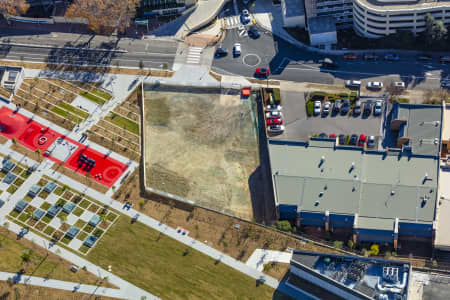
0, 0, 29, 17
424, 13, 448, 44
65, 0, 141, 35
347, 240, 354, 249
139, 60, 144, 69
276, 220, 292, 232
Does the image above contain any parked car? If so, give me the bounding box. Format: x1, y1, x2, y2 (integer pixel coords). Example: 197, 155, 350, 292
266, 111, 282, 118
266, 118, 282, 125
345, 80, 361, 88
322, 58, 338, 69
248, 25, 260, 38
329, 133, 337, 139
241, 10, 251, 24
363, 53, 378, 60
367, 81, 383, 90
349, 134, 358, 145
268, 125, 285, 133
256, 68, 270, 77
384, 53, 400, 61
442, 81, 450, 88
341, 99, 351, 115
374, 100, 383, 116
440, 56, 450, 63
322, 101, 331, 115
319, 132, 327, 139
353, 100, 361, 115
416, 54, 432, 61
393, 81, 405, 89
367, 135, 376, 148
233, 43, 241, 56
338, 134, 346, 145
333, 99, 342, 113
266, 104, 281, 111
214, 47, 228, 58
358, 134, 366, 147
364, 100, 373, 116
313, 101, 321, 115
343, 53, 357, 60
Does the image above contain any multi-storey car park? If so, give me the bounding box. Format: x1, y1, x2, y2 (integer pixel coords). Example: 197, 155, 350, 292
268, 103, 443, 249
353, 0, 450, 38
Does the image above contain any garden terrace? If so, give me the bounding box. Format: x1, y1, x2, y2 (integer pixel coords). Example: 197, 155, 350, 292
88, 86, 141, 161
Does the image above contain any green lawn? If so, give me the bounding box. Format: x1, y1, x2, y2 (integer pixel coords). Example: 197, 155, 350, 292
6, 185, 18, 194
80, 91, 106, 105
58, 102, 89, 119
87, 217, 276, 300
51, 106, 83, 124
91, 89, 112, 101
73, 207, 84, 217
105, 112, 139, 135
79, 199, 90, 209
0, 232, 102, 285
40, 202, 51, 210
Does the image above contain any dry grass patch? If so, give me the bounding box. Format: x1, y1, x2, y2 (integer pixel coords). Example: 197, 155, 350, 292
0, 281, 118, 300
263, 262, 290, 281
51, 164, 109, 194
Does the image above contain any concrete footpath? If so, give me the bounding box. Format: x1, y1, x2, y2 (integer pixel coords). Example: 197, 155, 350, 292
0, 271, 124, 299
246, 249, 293, 271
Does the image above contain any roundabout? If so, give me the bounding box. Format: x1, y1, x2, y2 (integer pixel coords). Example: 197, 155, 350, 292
242, 53, 261, 67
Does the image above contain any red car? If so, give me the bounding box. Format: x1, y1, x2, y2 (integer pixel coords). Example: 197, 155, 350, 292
267, 118, 283, 125
343, 53, 357, 60
329, 133, 337, 139
256, 68, 270, 77
358, 134, 366, 146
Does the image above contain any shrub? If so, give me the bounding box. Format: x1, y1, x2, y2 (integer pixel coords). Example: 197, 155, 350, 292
338, 92, 349, 98
333, 241, 343, 249
432, 259, 438, 267
272, 88, 281, 105
395, 97, 410, 103
276, 220, 292, 232
369, 244, 379, 256
306, 101, 314, 116
347, 240, 354, 249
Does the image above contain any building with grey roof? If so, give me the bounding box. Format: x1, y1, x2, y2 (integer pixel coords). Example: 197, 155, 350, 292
390, 103, 442, 156
288, 250, 411, 300
269, 138, 439, 246
281, 0, 305, 28
308, 16, 337, 49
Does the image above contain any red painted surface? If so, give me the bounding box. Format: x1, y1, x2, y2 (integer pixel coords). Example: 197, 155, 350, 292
0, 107, 127, 187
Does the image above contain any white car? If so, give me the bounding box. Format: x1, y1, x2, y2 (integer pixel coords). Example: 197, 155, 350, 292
322, 101, 331, 115
241, 10, 251, 24
266, 111, 282, 119
266, 105, 282, 112
374, 100, 383, 116
345, 80, 361, 88
394, 81, 405, 88
313, 101, 321, 115
367, 81, 383, 89
233, 43, 241, 56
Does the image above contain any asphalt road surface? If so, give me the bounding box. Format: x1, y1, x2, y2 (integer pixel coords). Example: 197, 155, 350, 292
0, 29, 179, 69
212, 26, 450, 90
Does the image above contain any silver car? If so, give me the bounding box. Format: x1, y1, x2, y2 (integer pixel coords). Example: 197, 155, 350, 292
374, 100, 383, 116
268, 125, 285, 133
266, 105, 282, 112
322, 101, 331, 115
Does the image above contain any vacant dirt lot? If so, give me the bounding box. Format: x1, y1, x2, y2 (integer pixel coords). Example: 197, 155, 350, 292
143, 86, 259, 219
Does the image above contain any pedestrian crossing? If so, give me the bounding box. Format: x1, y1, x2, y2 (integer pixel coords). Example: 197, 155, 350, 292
185, 47, 203, 64
223, 16, 241, 29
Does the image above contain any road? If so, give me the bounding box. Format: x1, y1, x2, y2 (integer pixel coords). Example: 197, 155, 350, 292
212, 26, 450, 90
0, 29, 179, 69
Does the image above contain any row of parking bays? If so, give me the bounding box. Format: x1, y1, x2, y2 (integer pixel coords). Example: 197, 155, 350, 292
317, 133, 377, 148
312, 99, 383, 118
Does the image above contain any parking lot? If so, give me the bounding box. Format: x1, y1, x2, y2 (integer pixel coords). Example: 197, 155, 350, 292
269, 91, 385, 144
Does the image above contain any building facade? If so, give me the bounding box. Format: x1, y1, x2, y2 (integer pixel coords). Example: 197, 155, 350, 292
302, 0, 450, 38
353, 0, 450, 38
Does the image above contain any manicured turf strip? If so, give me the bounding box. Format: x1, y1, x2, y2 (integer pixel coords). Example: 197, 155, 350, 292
87, 217, 276, 300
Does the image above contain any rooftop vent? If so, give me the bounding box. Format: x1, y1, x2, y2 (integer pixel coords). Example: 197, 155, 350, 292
434, 138, 438, 145
391, 190, 395, 196
324, 185, 328, 190
435, 121, 440, 127
319, 192, 324, 197
321, 156, 325, 162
